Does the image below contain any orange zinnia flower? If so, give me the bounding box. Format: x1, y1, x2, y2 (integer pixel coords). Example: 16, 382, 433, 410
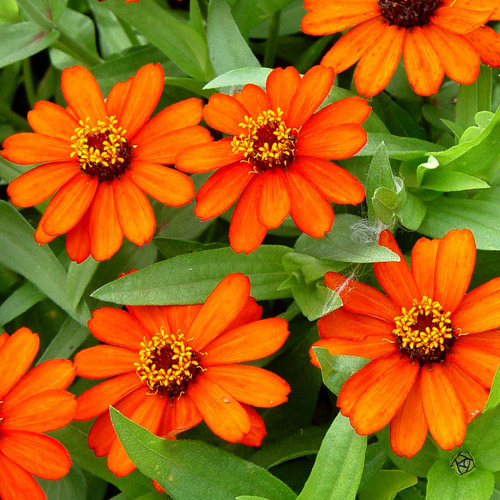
311, 228, 500, 458
2, 63, 211, 262
0, 328, 77, 500
301, 0, 500, 97
176, 65, 368, 253
74, 273, 290, 476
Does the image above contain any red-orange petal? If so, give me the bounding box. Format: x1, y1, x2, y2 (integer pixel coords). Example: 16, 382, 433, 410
0, 451, 46, 500
420, 364, 466, 450
106, 78, 132, 118
234, 84, 269, 117
1, 133, 71, 164
127, 161, 194, 207
257, 168, 291, 229
204, 365, 290, 408
187, 273, 250, 351
464, 26, 500, 67
354, 23, 405, 97
161, 395, 202, 436
286, 166, 334, 238
61, 65, 107, 125
165, 304, 202, 336
411, 236, 440, 299
373, 230, 420, 310
204, 94, 249, 136
312, 336, 397, 363
222, 296, 262, 333
434, 228, 476, 314
88, 182, 123, 261
229, 176, 268, 254
27, 101, 78, 140
0, 328, 39, 400
74, 345, 137, 379
390, 378, 428, 458
453, 293, 500, 333
0, 431, 71, 479
266, 67, 301, 118
203, 318, 289, 366
431, 5, 491, 34
66, 208, 91, 263
448, 344, 500, 388
176, 138, 240, 173
127, 305, 170, 336
239, 405, 267, 447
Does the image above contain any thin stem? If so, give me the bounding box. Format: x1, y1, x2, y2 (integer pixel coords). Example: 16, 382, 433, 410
279, 301, 301, 322
263, 10, 281, 68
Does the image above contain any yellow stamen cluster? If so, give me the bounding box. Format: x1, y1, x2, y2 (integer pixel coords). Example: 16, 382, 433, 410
231, 108, 298, 172
393, 296, 454, 357
135, 327, 202, 397
71, 116, 132, 174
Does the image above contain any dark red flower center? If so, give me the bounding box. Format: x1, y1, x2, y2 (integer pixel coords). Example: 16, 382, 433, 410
379, 0, 442, 28
71, 116, 134, 182
232, 108, 299, 173
393, 296, 459, 364
135, 328, 204, 398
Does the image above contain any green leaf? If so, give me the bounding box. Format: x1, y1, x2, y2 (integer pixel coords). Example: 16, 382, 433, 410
396, 193, 426, 231
92, 245, 292, 305
314, 348, 368, 396
0, 281, 45, 325
0, 202, 89, 325
359, 442, 387, 491
66, 258, 99, 311
295, 214, 400, 263
0, 0, 19, 23
292, 280, 341, 321
297, 413, 367, 500
153, 238, 225, 260
420, 171, 490, 192
110, 407, 296, 500
105, 0, 211, 80
419, 196, 500, 251
426, 460, 494, 500
359, 470, 417, 500
237, 497, 270, 500
204, 67, 272, 89
207, 0, 260, 76
485, 365, 500, 412
0, 22, 59, 68
38, 317, 89, 362
38, 465, 87, 500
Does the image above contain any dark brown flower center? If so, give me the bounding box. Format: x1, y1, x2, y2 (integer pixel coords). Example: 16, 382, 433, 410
379, 0, 442, 28
71, 116, 134, 182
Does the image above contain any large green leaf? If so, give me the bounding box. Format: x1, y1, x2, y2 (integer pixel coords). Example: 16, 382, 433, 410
359, 470, 417, 500
92, 245, 292, 305
296, 413, 367, 500
39, 465, 87, 500
110, 408, 296, 500
358, 133, 443, 160
0, 281, 45, 325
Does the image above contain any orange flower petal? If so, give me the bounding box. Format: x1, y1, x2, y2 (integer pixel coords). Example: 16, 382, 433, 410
453, 330, 500, 352
293, 156, 365, 205
434, 228, 475, 314
0, 451, 46, 500
74, 345, 137, 379
165, 304, 202, 335
61, 65, 107, 125
297, 123, 367, 160
257, 168, 291, 229
176, 138, 240, 173
286, 166, 334, 238
2, 359, 75, 411
107, 393, 167, 477
203, 318, 289, 366
239, 405, 266, 447
348, 356, 418, 434
187, 273, 250, 350
88, 182, 123, 261
431, 5, 491, 34
117, 63, 164, 139
390, 378, 427, 458
403, 26, 444, 96
204, 94, 249, 136
321, 17, 387, 73
133, 97, 204, 143
133, 125, 213, 164
411, 237, 440, 299
354, 23, 405, 97
41, 173, 98, 237
229, 176, 268, 254
188, 376, 250, 442
453, 293, 500, 333
457, 277, 500, 312
1, 390, 77, 433
425, 23, 480, 84
301, 0, 381, 35
66, 208, 91, 263
420, 364, 466, 450
266, 66, 301, 118
464, 26, 500, 67
127, 305, 170, 335
442, 361, 488, 423
127, 161, 194, 207
234, 84, 269, 117
204, 365, 290, 408
161, 395, 202, 436
1, 133, 71, 164
286, 65, 334, 130
7, 161, 79, 208
0, 431, 71, 480
301, 97, 371, 135
448, 344, 500, 388
373, 230, 420, 310
195, 162, 252, 220
113, 175, 155, 246
89, 307, 150, 349
0, 333, 8, 350
34, 221, 57, 245
312, 336, 397, 363
106, 78, 132, 118
0, 327, 39, 400
27, 101, 78, 140
324, 272, 399, 321
223, 296, 262, 332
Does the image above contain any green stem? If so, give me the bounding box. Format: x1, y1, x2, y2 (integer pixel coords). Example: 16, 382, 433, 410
263, 10, 281, 68
279, 301, 301, 322
0, 103, 30, 131
23, 59, 36, 108
196, 0, 208, 18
